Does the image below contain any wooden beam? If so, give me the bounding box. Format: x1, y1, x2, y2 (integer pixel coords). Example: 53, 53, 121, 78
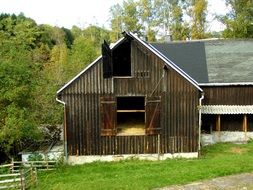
243, 114, 248, 132
117, 110, 145, 113
216, 114, 221, 131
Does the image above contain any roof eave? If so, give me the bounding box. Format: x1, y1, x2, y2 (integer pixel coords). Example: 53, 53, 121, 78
57, 55, 102, 95
199, 82, 253, 87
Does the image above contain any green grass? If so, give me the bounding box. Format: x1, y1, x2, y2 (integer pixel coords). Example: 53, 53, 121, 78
33, 141, 253, 190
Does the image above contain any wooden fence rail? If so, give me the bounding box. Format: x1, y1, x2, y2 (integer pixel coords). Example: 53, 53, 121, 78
13, 160, 56, 172
0, 160, 55, 189
0, 167, 37, 189
0, 172, 22, 189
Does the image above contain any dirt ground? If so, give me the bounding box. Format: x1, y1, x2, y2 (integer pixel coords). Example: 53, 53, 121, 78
157, 172, 253, 190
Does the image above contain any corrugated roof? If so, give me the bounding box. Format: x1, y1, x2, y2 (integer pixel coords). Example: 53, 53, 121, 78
201, 105, 253, 114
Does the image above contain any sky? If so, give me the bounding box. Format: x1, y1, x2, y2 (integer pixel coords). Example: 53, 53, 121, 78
0, 0, 229, 31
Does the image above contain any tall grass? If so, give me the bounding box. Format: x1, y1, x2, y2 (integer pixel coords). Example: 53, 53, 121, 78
33, 142, 253, 190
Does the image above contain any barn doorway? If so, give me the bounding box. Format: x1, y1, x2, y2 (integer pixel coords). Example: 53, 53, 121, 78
116, 97, 145, 135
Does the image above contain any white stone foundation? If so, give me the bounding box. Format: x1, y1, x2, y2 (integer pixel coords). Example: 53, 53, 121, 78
201, 131, 253, 146
68, 152, 198, 165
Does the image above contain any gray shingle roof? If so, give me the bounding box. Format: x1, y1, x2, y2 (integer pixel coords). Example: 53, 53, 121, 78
152, 39, 253, 84
151, 41, 209, 83
204, 40, 253, 83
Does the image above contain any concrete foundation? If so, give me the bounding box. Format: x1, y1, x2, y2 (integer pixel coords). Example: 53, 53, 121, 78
20, 143, 64, 162
201, 131, 253, 146
68, 152, 198, 165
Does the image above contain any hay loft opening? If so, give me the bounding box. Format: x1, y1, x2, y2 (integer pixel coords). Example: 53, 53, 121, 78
117, 97, 145, 136
102, 39, 132, 78
112, 39, 131, 77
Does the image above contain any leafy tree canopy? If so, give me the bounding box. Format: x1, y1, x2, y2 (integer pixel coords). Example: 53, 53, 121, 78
219, 0, 253, 38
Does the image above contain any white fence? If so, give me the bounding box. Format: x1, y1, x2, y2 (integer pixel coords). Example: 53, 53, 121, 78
0, 160, 56, 189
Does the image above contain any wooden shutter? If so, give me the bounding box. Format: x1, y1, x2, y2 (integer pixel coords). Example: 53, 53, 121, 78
102, 40, 113, 78
100, 96, 116, 136
146, 97, 161, 135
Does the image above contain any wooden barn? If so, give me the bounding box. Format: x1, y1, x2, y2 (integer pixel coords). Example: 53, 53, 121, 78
56, 32, 203, 163
152, 40, 253, 145
57, 33, 253, 163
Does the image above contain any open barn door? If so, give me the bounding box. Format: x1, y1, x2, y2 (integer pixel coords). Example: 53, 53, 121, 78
100, 96, 116, 136
146, 97, 161, 135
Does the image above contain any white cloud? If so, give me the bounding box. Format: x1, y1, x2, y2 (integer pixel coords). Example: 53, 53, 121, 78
207, 0, 230, 31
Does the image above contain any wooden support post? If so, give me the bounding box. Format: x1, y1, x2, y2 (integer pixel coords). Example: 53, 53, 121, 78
243, 114, 248, 132
20, 169, 25, 190
34, 168, 38, 186
216, 114, 221, 131
157, 134, 160, 161
11, 158, 14, 173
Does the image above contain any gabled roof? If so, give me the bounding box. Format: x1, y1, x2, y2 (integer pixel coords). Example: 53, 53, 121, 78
151, 41, 208, 83
127, 32, 202, 91
57, 32, 202, 95
153, 39, 253, 84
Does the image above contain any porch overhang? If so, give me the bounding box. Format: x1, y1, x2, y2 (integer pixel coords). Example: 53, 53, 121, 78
201, 105, 253, 114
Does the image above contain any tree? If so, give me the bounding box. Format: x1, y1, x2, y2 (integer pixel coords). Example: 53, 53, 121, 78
0, 13, 107, 162
109, 0, 143, 39
0, 13, 41, 49
189, 0, 208, 39
67, 36, 98, 79
109, 3, 124, 41
46, 44, 69, 86
82, 25, 111, 53
139, 0, 157, 41
61, 27, 74, 48
220, 0, 253, 38
0, 39, 41, 158
152, 0, 189, 41
170, 0, 190, 40
153, 0, 171, 37
122, 0, 143, 32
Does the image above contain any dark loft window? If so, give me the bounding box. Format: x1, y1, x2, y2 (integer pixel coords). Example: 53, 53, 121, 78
117, 97, 145, 136
112, 40, 131, 76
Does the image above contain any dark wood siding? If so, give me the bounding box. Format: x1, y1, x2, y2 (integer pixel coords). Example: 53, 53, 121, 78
201, 86, 253, 105
146, 97, 161, 135
100, 96, 116, 136
59, 39, 200, 156
201, 86, 253, 132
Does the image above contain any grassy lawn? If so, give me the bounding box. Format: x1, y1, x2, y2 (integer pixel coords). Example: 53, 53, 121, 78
33, 141, 253, 190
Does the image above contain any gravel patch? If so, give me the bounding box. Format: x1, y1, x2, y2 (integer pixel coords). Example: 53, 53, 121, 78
157, 173, 253, 190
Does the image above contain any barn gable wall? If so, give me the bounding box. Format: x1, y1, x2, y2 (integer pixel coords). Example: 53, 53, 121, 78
59, 38, 200, 156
